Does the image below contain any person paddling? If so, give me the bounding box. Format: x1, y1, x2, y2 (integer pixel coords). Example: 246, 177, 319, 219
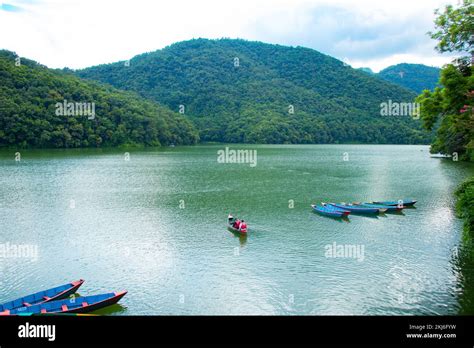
228, 213, 234, 225
233, 219, 241, 229
240, 220, 247, 232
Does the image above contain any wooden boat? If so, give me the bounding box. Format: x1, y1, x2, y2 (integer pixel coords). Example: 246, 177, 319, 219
0, 279, 84, 312
372, 199, 417, 207
354, 203, 405, 211
311, 204, 350, 217
325, 203, 384, 214
227, 223, 247, 234
0, 291, 127, 315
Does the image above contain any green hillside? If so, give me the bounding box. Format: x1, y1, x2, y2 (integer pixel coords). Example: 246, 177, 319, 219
77, 39, 431, 144
0, 50, 199, 148
378, 63, 441, 93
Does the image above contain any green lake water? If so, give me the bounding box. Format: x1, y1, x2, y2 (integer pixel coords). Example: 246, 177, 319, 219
0, 144, 473, 315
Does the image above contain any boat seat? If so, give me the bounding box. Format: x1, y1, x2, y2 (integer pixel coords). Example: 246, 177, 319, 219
82, 302, 88, 307
41, 309, 47, 313
61, 304, 68, 312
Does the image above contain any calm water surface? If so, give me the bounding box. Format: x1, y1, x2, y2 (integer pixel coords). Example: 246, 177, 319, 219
0, 145, 473, 315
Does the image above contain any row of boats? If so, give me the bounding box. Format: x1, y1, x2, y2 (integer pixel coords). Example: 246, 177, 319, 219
0, 280, 127, 315
227, 199, 417, 236
311, 200, 417, 218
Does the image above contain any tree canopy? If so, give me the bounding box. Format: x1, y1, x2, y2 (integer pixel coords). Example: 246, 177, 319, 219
0, 50, 199, 148
416, 0, 473, 160
77, 39, 431, 145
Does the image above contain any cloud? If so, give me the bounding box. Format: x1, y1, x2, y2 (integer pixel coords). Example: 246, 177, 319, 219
0, 0, 460, 71
242, 0, 458, 71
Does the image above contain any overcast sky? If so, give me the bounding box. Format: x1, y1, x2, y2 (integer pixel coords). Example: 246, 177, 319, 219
0, 0, 458, 72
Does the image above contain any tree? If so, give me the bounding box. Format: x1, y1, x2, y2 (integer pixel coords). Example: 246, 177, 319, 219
416, 0, 474, 160
429, 0, 473, 63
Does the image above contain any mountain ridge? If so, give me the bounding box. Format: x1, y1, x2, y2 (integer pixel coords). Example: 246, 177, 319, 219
376, 63, 440, 93
76, 38, 431, 144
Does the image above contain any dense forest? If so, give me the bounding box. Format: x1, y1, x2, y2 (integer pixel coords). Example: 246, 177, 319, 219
0, 50, 199, 148
377, 64, 441, 93
77, 39, 432, 144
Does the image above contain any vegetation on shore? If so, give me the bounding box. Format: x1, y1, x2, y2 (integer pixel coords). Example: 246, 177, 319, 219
0, 50, 199, 148
455, 177, 474, 235
416, 0, 473, 161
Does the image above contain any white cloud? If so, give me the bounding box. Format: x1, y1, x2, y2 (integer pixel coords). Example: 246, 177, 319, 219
0, 0, 459, 71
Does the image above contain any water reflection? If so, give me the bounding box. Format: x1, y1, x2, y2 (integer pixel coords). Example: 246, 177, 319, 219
227, 228, 248, 245
91, 303, 127, 316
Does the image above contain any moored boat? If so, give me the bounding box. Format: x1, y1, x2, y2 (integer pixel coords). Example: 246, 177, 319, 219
311, 204, 350, 217
0, 279, 84, 312
372, 199, 417, 206
325, 202, 383, 214
354, 203, 405, 211
0, 291, 127, 315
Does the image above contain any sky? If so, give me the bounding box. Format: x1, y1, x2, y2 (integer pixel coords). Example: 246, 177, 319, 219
0, 0, 459, 72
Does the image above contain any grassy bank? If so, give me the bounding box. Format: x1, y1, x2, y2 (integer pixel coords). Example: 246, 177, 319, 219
456, 176, 474, 236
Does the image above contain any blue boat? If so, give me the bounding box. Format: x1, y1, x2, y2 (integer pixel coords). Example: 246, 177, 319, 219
325, 203, 382, 214
372, 199, 417, 207
0, 279, 84, 312
311, 204, 350, 217
0, 291, 127, 315
355, 203, 405, 211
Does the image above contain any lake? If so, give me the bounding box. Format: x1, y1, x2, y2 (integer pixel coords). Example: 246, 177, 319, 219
0, 145, 473, 315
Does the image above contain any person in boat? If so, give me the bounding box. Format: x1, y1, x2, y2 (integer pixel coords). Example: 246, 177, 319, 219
228, 213, 234, 225
233, 219, 241, 229
240, 220, 247, 232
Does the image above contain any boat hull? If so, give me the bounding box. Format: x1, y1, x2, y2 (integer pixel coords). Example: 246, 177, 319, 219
373, 200, 417, 206
327, 203, 380, 214
357, 203, 404, 211
0, 291, 127, 315
312, 204, 350, 217
0, 279, 84, 312
227, 225, 247, 234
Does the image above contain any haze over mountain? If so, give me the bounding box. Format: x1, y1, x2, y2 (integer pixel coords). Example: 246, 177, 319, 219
77, 39, 431, 145
0, 50, 199, 148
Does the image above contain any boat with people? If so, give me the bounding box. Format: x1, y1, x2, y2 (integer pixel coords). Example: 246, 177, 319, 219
0, 279, 84, 312
0, 291, 127, 315
227, 213, 248, 234
324, 202, 384, 214
311, 204, 350, 218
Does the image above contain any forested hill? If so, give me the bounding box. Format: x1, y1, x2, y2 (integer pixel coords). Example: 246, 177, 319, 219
0, 50, 199, 148
77, 38, 431, 144
377, 63, 441, 93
